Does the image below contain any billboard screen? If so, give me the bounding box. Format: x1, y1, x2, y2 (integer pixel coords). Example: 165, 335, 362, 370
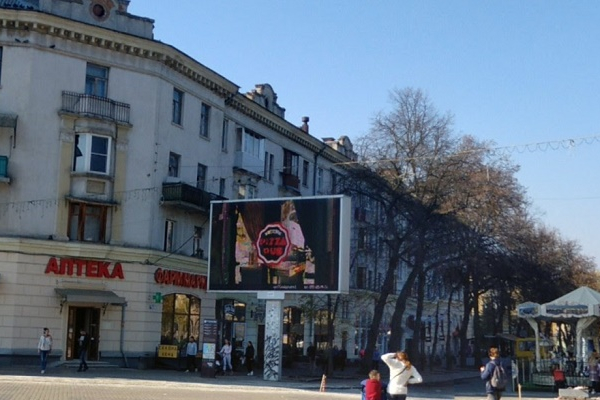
208, 195, 350, 293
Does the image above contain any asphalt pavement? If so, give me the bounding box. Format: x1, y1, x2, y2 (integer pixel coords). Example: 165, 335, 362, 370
0, 360, 565, 399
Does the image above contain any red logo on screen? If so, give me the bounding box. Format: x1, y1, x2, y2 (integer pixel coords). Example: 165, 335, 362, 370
256, 223, 290, 265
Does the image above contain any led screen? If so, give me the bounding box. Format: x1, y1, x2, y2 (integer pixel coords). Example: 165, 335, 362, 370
208, 195, 350, 293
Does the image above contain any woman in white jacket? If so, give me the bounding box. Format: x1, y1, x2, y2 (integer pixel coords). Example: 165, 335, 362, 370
381, 351, 422, 400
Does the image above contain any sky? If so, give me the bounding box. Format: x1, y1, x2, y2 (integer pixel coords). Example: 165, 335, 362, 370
128, 1, 600, 265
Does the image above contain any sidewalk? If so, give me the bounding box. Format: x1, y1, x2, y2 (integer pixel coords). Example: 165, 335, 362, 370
0, 360, 479, 389
0, 362, 565, 399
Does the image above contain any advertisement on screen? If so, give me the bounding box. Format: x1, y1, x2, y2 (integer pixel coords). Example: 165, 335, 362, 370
208, 195, 350, 293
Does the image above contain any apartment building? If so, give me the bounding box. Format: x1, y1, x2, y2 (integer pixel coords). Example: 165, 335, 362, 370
0, 0, 461, 371
0, 0, 362, 368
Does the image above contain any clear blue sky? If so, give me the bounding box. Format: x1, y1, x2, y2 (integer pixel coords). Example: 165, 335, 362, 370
129, 1, 600, 265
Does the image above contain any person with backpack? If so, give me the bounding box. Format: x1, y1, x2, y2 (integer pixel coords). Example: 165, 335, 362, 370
480, 346, 507, 400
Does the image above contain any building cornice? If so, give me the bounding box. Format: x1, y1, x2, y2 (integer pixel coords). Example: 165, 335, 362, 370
0, 8, 351, 168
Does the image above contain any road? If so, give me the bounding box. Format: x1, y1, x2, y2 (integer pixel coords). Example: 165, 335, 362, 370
0, 374, 560, 400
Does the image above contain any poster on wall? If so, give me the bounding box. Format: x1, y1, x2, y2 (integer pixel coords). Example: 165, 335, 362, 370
200, 319, 218, 378
208, 195, 350, 293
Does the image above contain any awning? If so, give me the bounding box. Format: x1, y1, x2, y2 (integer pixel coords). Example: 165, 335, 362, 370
55, 288, 126, 305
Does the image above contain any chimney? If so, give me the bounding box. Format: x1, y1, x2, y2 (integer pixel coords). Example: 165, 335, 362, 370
301, 116, 309, 133
118, 0, 130, 13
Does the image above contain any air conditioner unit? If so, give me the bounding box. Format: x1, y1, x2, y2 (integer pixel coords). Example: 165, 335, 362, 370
164, 176, 181, 184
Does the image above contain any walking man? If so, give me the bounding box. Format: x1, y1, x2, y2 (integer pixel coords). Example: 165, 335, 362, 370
78, 329, 90, 372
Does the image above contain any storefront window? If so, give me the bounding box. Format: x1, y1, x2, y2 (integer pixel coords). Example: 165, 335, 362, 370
218, 299, 246, 349
160, 294, 201, 347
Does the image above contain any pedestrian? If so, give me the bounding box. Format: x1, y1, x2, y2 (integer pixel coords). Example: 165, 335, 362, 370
307, 342, 316, 373
588, 351, 599, 394
77, 329, 89, 372
381, 350, 423, 400
372, 347, 380, 370
185, 336, 198, 372
219, 339, 233, 374
339, 347, 347, 371
480, 346, 505, 400
245, 341, 255, 376
364, 369, 383, 400
37, 327, 52, 374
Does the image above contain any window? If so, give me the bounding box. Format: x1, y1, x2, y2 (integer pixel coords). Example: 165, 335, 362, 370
196, 163, 207, 190
73, 134, 111, 175
358, 227, 366, 249
302, 160, 309, 187
263, 152, 274, 181
172, 88, 183, 125
219, 178, 226, 196
164, 220, 175, 252
200, 103, 211, 138
283, 150, 299, 177
356, 266, 366, 289
316, 167, 324, 192
85, 63, 108, 97
193, 226, 203, 257
160, 294, 201, 346
221, 119, 229, 152
238, 128, 265, 159
168, 152, 180, 177
238, 184, 256, 199
68, 202, 108, 242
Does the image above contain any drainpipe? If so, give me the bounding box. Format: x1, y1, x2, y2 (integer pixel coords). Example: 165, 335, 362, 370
120, 304, 129, 368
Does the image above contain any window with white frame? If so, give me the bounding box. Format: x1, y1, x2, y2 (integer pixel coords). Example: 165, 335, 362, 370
73, 134, 111, 175
196, 163, 207, 190
85, 63, 108, 97
68, 202, 108, 243
263, 152, 274, 181
172, 88, 183, 125
193, 226, 203, 257
316, 167, 324, 192
238, 184, 257, 199
237, 128, 265, 159
221, 118, 229, 152
164, 220, 175, 252
200, 103, 211, 138
168, 152, 180, 177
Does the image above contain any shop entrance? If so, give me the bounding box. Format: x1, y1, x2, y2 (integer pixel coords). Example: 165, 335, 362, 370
66, 307, 100, 361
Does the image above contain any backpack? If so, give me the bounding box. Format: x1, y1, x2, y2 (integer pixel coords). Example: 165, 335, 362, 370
490, 362, 508, 391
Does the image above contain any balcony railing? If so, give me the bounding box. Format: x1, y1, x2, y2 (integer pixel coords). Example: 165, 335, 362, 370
162, 182, 226, 212
61, 91, 130, 124
281, 172, 300, 189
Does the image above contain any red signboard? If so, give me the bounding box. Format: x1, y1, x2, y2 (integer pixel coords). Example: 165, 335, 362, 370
154, 268, 207, 290
256, 223, 290, 265
45, 257, 124, 279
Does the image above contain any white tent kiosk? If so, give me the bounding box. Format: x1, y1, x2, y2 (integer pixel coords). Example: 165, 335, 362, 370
517, 286, 600, 372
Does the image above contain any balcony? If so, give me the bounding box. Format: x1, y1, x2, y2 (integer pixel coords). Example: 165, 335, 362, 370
281, 172, 300, 189
61, 91, 130, 124
162, 182, 226, 212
